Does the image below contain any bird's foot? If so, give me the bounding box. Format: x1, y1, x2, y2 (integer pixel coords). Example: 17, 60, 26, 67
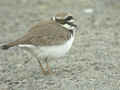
42, 69, 56, 75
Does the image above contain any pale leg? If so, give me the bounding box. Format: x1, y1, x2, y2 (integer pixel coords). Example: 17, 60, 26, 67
27, 48, 48, 75
21, 47, 49, 75
45, 57, 56, 74
36, 57, 48, 75
45, 57, 51, 73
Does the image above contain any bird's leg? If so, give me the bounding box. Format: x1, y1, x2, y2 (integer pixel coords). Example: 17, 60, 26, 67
45, 57, 56, 74
36, 57, 48, 75
45, 57, 53, 73
45, 57, 51, 73
24, 48, 48, 75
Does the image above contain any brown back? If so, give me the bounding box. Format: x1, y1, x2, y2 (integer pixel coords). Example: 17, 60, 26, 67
7, 20, 72, 47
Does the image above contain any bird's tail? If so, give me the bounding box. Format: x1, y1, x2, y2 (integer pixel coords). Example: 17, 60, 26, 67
1, 44, 11, 50
1, 41, 19, 50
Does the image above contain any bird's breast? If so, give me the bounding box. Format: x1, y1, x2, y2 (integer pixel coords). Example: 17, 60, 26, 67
36, 35, 75, 57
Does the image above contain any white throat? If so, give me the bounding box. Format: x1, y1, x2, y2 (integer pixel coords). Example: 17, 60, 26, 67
62, 23, 75, 30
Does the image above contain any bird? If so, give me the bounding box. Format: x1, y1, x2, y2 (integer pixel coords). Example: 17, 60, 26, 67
1, 12, 77, 75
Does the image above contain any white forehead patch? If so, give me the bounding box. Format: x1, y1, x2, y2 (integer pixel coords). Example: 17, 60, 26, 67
68, 19, 75, 23
55, 16, 64, 19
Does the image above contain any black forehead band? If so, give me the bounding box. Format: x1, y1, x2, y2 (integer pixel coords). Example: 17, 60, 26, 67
65, 16, 73, 21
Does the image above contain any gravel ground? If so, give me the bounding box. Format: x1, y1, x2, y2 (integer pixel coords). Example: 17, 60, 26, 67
0, 0, 120, 90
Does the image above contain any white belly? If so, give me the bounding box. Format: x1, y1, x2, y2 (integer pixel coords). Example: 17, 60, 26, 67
18, 36, 74, 58
39, 36, 74, 57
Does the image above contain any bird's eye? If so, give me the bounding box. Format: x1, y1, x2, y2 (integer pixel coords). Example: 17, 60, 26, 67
65, 16, 73, 21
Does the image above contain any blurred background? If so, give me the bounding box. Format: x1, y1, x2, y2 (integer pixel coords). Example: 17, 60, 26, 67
0, 0, 120, 90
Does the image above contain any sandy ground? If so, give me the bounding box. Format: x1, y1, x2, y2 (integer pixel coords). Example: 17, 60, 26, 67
0, 0, 120, 90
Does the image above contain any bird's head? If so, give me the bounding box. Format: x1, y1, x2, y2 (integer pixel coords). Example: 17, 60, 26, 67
51, 12, 77, 30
